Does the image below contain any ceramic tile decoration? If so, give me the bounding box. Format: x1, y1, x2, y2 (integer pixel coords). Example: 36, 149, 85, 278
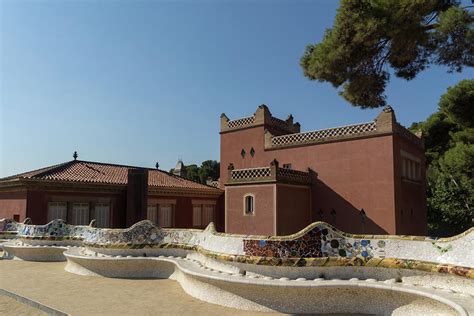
0, 218, 28, 239
0, 218, 19, 233
82, 220, 164, 247
3, 218, 474, 279
243, 224, 376, 259
161, 229, 198, 246
17, 219, 95, 240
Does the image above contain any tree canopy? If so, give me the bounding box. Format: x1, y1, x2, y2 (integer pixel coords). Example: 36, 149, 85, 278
301, 0, 473, 108
410, 79, 473, 236
170, 160, 220, 184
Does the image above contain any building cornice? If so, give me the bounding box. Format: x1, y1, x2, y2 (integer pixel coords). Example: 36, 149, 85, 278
219, 123, 265, 135
148, 186, 223, 198
0, 178, 223, 197
20, 179, 126, 194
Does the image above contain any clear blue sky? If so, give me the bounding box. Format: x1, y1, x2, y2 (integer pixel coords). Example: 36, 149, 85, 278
1, 0, 472, 177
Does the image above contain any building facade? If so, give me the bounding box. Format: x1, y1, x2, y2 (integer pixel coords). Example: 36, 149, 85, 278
0, 161, 224, 230
221, 105, 427, 236
0, 105, 427, 236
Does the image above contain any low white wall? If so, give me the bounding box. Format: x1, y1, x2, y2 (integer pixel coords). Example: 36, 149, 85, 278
63, 249, 469, 315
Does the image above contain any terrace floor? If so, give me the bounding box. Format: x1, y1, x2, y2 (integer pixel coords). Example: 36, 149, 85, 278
0, 260, 278, 315
0, 295, 46, 315
0, 259, 373, 315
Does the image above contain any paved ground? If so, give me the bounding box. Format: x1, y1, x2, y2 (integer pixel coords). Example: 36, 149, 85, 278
0, 260, 279, 315
0, 260, 370, 315
0, 295, 47, 316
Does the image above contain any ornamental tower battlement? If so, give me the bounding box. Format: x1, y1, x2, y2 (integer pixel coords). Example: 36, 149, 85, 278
220, 104, 300, 136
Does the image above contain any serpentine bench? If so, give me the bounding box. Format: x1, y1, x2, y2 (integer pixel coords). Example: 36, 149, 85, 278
64, 220, 474, 314
0, 218, 32, 240
2, 219, 473, 314
1, 219, 96, 261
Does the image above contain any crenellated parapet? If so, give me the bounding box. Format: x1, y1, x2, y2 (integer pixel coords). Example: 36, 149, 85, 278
221, 104, 300, 134
226, 159, 311, 186
264, 105, 423, 149
266, 121, 377, 149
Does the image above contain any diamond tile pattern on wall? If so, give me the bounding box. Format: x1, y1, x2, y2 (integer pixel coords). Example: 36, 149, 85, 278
228, 116, 255, 129
231, 167, 272, 180
272, 122, 376, 147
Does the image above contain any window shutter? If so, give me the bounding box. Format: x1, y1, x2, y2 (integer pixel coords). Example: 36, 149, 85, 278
193, 205, 202, 227
147, 205, 158, 225
202, 205, 215, 226
48, 202, 67, 222
95, 204, 110, 228
159, 205, 173, 227
72, 203, 89, 225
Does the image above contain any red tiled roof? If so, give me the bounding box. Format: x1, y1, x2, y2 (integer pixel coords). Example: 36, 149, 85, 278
0, 160, 221, 192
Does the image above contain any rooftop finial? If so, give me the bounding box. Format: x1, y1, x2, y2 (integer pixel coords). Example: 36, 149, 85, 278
73, 151, 78, 160
155, 162, 159, 169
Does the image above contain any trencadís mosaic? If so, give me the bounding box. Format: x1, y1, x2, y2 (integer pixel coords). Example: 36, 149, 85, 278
17, 219, 95, 240
243, 224, 378, 260
5, 218, 474, 279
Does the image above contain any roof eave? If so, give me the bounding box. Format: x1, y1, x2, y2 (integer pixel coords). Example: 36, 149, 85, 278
148, 186, 223, 197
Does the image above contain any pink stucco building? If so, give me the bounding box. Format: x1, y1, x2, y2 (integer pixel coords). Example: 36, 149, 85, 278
0, 105, 427, 236
221, 105, 427, 236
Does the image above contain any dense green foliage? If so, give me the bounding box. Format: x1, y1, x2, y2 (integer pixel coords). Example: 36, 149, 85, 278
170, 160, 220, 184
301, 0, 473, 108
198, 160, 220, 184
410, 79, 473, 236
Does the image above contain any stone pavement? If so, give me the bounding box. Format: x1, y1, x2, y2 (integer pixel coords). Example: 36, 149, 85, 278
0, 295, 47, 316
0, 260, 277, 315
0, 260, 372, 315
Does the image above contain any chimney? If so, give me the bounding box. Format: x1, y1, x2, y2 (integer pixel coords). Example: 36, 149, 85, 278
126, 169, 148, 227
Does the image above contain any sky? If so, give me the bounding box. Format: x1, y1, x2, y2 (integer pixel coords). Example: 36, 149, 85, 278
1, 0, 473, 177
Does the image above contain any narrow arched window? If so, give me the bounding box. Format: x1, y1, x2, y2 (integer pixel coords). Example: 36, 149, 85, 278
244, 195, 254, 215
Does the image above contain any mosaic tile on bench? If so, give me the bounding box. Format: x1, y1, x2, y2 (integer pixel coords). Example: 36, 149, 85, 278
82, 220, 164, 247
17, 219, 96, 240
243, 223, 377, 260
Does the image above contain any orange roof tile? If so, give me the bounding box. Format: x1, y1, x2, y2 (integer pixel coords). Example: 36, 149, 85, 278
0, 160, 221, 192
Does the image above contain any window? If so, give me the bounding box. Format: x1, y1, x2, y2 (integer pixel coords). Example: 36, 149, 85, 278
250, 147, 255, 157
71, 203, 89, 225
193, 205, 202, 227
147, 205, 158, 224
202, 205, 215, 226
241, 149, 246, 158
94, 203, 110, 228
13, 214, 20, 222
192, 203, 216, 227
48, 202, 67, 222
401, 150, 421, 182
282, 163, 292, 169
244, 195, 254, 215
158, 204, 173, 228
